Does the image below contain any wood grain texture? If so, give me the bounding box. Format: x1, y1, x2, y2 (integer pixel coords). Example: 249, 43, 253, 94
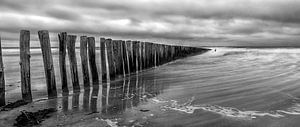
66, 35, 80, 92
20, 30, 32, 102
88, 37, 99, 83
0, 36, 5, 106
38, 30, 57, 98
100, 38, 107, 82
58, 32, 68, 93
80, 36, 90, 88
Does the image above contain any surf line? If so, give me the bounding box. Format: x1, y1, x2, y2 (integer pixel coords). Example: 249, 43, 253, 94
150, 97, 300, 120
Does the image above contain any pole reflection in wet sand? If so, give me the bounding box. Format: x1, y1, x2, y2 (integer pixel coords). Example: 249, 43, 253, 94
56, 71, 163, 126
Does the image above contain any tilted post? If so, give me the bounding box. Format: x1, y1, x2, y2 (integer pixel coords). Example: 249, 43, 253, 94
0, 36, 5, 106
58, 32, 68, 93
80, 36, 90, 88
105, 39, 116, 80
38, 30, 57, 98
20, 30, 32, 102
66, 35, 80, 91
88, 37, 99, 83
100, 38, 107, 82
126, 40, 133, 73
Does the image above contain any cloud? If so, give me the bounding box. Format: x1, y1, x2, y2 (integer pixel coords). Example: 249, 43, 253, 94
0, 0, 299, 47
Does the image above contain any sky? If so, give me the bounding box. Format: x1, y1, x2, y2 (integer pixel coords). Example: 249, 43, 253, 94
0, 0, 300, 47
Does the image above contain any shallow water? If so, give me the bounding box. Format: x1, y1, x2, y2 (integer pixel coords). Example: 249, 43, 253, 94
2, 47, 300, 127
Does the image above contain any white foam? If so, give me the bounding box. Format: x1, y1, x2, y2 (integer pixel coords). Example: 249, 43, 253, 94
161, 97, 289, 119
151, 97, 169, 103
277, 103, 300, 115
101, 118, 118, 127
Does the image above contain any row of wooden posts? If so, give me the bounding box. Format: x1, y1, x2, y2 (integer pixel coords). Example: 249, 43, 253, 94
0, 30, 206, 106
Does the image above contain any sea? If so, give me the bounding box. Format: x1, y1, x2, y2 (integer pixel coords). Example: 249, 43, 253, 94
2, 47, 300, 127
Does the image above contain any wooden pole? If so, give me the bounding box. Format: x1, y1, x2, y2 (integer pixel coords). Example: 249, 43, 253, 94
157, 44, 161, 65
118, 40, 124, 75
100, 38, 107, 82
58, 32, 68, 93
171, 46, 175, 60
159, 44, 162, 65
163, 45, 168, 64
66, 35, 80, 91
126, 40, 133, 73
80, 36, 90, 88
88, 37, 99, 83
105, 39, 116, 80
121, 41, 128, 75
38, 30, 57, 98
132, 41, 138, 72
20, 30, 32, 102
144, 42, 150, 68
0, 36, 5, 106
112, 40, 121, 76
123, 41, 130, 74
153, 43, 156, 66
137, 41, 142, 71
140, 42, 145, 70
150, 43, 155, 67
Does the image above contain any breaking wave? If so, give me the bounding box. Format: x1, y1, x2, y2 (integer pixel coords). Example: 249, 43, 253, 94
153, 97, 300, 120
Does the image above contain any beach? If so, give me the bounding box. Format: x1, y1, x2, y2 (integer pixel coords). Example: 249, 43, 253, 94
1, 47, 300, 126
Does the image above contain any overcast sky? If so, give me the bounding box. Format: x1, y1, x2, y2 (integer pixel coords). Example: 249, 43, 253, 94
0, 0, 300, 47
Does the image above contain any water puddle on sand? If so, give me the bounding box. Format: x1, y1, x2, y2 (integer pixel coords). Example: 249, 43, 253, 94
149, 96, 300, 120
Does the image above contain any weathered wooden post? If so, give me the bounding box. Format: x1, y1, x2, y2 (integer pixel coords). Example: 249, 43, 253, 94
171, 45, 175, 60
0, 36, 5, 106
112, 40, 121, 77
105, 39, 116, 80
163, 45, 168, 63
126, 40, 133, 73
150, 43, 155, 67
121, 40, 128, 75
20, 30, 32, 102
147, 42, 151, 68
155, 44, 160, 66
131, 41, 137, 72
149, 42, 153, 67
167, 45, 172, 62
122, 41, 130, 74
145, 42, 150, 68
140, 42, 145, 70
66, 35, 80, 91
132, 41, 139, 72
174, 46, 179, 59
38, 30, 57, 98
88, 37, 99, 83
137, 41, 142, 71
118, 40, 125, 75
58, 32, 68, 93
151, 43, 156, 67
80, 36, 90, 88
139, 42, 143, 70
100, 38, 107, 82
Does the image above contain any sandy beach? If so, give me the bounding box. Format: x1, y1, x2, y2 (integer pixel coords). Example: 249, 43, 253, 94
1, 48, 300, 126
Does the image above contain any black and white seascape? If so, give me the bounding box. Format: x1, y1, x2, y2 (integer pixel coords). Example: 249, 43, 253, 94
0, 0, 300, 127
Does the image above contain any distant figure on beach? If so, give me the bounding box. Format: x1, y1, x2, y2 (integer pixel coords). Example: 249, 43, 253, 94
214, 49, 216, 52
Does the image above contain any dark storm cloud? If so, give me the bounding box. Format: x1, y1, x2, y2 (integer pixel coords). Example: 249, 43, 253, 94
0, 0, 300, 47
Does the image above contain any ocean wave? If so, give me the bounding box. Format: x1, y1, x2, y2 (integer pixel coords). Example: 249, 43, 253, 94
222, 51, 247, 56
277, 103, 300, 115
151, 97, 169, 103
159, 97, 300, 120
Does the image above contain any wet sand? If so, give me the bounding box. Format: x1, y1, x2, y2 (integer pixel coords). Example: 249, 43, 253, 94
1, 48, 300, 127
